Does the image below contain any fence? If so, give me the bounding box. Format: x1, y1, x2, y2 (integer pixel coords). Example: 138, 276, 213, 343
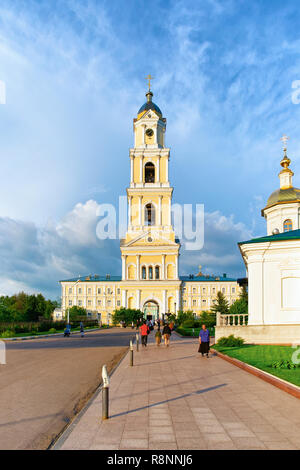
216, 312, 248, 327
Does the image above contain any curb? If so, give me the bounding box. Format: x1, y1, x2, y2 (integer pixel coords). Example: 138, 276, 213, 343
211, 348, 300, 400
2, 328, 103, 342
50, 333, 136, 450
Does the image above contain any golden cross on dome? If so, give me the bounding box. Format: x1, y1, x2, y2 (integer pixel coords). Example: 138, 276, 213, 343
280, 134, 290, 150
145, 74, 154, 91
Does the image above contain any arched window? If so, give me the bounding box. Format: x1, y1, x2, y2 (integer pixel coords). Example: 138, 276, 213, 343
142, 266, 146, 279
145, 203, 155, 226
145, 162, 155, 183
155, 266, 160, 280
283, 219, 293, 232
148, 266, 153, 280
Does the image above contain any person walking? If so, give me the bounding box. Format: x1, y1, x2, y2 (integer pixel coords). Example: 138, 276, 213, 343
140, 322, 150, 347
198, 324, 210, 357
155, 326, 162, 346
162, 322, 171, 347
80, 322, 84, 338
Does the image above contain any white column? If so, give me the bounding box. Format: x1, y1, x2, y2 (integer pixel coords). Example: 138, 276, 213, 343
136, 289, 141, 310
158, 196, 162, 226
136, 255, 140, 280
122, 289, 127, 308
168, 198, 171, 225
175, 256, 178, 279
166, 156, 169, 183
130, 157, 134, 184
157, 156, 160, 182
162, 254, 166, 280
163, 290, 167, 315
139, 196, 142, 225
140, 156, 143, 182
83, 284, 87, 307
176, 290, 179, 314
154, 124, 158, 146
128, 197, 132, 227
142, 125, 145, 145
122, 255, 126, 280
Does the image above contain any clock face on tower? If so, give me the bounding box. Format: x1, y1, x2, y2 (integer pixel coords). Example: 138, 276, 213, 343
145, 128, 154, 137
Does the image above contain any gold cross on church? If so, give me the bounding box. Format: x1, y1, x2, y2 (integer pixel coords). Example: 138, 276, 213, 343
145, 74, 154, 91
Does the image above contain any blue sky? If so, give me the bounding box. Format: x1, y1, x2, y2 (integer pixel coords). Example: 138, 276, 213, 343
1, 0, 300, 298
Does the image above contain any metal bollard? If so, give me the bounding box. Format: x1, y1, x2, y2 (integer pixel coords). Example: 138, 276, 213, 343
130, 340, 134, 366
102, 364, 109, 420
136, 333, 139, 352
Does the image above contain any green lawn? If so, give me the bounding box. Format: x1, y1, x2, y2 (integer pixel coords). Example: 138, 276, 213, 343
213, 344, 300, 387
176, 326, 215, 337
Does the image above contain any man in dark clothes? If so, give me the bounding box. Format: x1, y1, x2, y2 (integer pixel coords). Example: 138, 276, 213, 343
198, 324, 210, 357
162, 322, 172, 347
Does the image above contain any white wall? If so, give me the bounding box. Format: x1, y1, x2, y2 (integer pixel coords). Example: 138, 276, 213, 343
241, 240, 300, 326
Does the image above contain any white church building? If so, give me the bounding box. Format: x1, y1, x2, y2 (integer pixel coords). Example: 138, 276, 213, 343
216, 137, 300, 344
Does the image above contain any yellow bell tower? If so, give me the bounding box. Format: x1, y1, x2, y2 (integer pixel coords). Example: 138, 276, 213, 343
119, 83, 181, 316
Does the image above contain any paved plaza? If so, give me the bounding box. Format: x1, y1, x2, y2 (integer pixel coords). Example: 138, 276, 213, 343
55, 332, 300, 450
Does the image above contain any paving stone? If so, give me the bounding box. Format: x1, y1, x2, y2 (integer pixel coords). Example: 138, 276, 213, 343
57, 335, 300, 451
120, 439, 148, 449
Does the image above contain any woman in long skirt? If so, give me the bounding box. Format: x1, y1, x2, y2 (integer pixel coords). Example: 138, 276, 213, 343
198, 324, 210, 357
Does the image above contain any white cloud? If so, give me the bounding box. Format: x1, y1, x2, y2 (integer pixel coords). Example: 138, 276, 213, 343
0, 202, 250, 298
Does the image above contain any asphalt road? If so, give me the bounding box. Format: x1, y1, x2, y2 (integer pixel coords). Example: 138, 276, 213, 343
0, 327, 136, 450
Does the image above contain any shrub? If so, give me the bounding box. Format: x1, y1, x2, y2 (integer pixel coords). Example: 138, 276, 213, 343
271, 360, 297, 369
1, 330, 15, 338
176, 326, 192, 336
177, 310, 194, 326
48, 328, 56, 334
217, 335, 245, 347
181, 319, 195, 328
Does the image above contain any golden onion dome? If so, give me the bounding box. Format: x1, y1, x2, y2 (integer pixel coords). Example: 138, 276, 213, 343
265, 187, 300, 209
262, 139, 300, 214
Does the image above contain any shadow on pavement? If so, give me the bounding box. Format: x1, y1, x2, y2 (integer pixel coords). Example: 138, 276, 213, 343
110, 383, 227, 419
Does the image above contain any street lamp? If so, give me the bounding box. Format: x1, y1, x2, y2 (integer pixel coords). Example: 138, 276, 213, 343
67, 278, 81, 325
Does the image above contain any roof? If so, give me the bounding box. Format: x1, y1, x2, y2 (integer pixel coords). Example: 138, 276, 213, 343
60, 274, 236, 283
59, 275, 122, 283
138, 101, 162, 118
262, 186, 300, 214
180, 275, 237, 282
239, 228, 300, 245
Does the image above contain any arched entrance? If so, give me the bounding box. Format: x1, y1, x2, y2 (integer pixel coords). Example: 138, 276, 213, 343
143, 300, 159, 321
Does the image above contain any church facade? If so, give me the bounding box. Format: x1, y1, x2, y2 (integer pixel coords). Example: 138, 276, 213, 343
60, 88, 240, 323
216, 137, 300, 344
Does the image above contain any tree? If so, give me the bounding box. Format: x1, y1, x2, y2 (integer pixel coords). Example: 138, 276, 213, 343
0, 299, 11, 322
198, 310, 216, 328
240, 286, 248, 305
112, 308, 143, 326
24, 295, 39, 321
67, 306, 88, 321
211, 291, 230, 315
176, 310, 194, 326
229, 298, 248, 315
